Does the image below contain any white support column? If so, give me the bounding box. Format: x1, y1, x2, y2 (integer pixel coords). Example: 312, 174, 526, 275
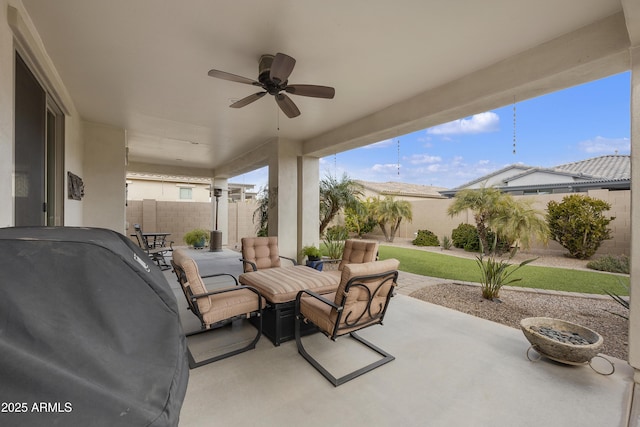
298, 156, 320, 261
628, 45, 640, 426
212, 178, 228, 245
268, 138, 300, 259
624, 0, 640, 423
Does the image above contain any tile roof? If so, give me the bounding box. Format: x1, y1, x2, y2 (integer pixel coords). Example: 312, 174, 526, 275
449, 155, 630, 191
356, 180, 447, 198
553, 155, 630, 180
449, 164, 532, 190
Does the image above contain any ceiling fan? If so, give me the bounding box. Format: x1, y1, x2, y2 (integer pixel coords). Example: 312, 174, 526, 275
208, 52, 335, 118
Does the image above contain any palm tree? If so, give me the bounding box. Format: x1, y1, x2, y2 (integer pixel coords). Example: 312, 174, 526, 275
447, 185, 504, 254
319, 173, 363, 234
490, 197, 548, 250
371, 196, 413, 242
253, 186, 270, 236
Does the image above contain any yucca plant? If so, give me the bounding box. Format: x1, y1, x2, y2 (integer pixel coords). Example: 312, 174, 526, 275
441, 235, 452, 250
603, 280, 629, 319
323, 225, 349, 259
475, 247, 536, 300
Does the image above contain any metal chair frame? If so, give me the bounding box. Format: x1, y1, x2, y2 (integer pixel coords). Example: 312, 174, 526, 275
133, 224, 173, 270
295, 270, 397, 386
172, 260, 262, 369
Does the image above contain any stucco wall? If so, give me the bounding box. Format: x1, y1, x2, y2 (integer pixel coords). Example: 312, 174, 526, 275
126, 199, 259, 249
82, 121, 126, 232
0, 1, 85, 227
368, 189, 631, 256
128, 189, 630, 257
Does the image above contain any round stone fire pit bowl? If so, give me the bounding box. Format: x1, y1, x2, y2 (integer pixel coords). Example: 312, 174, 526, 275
520, 317, 603, 364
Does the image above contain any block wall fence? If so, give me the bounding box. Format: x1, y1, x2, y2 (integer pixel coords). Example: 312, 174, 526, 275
126, 189, 630, 256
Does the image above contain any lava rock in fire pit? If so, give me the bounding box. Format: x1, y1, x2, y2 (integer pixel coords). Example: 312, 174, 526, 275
530, 326, 592, 345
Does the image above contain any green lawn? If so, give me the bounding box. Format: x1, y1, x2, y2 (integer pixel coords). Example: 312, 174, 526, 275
377, 245, 630, 296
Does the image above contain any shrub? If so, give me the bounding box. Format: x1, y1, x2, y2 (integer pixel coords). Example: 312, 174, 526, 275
451, 224, 479, 251
344, 204, 377, 238
451, 223, 508, 253
587, 254, 630, 274
412, 229, 440, 246
547, 194, 615, 259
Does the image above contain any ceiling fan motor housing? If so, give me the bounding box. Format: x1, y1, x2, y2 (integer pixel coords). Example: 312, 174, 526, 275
258, 55, 274, 80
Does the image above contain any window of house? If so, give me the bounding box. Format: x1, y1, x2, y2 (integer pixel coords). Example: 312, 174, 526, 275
179, 187, 192, 200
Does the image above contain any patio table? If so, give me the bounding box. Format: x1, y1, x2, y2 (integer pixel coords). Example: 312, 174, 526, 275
239, 265, 340, 345
132, 232, 171, 249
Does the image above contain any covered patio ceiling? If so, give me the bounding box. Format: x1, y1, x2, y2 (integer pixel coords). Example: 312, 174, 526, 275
21, 0, 635, 178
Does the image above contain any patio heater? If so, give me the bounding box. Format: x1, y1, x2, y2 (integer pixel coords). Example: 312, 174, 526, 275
210, 187, 223, 252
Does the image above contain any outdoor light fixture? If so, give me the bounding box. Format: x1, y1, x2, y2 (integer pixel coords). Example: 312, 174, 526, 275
211, 187, 223, 252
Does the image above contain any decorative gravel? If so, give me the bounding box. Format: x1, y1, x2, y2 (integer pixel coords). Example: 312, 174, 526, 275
530, 326, 592, 345
410, 283, 629, 360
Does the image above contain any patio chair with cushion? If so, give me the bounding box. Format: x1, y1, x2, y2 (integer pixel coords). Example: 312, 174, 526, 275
240, 236, 297, 272
320, 239, 379, 275
171, 248, 264, 368
294, 258, 400, 386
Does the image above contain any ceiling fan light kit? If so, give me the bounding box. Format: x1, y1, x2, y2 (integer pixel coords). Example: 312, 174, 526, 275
208, 52, 335, 118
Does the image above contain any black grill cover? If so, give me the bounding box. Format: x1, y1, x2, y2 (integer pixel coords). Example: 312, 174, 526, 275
0, 227, 188, 426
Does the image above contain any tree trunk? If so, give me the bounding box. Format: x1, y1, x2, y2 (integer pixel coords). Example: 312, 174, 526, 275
378, 222, 390, 242
475, 215, 490, 255
320, 205, 339, 234
389, 219, 402, 242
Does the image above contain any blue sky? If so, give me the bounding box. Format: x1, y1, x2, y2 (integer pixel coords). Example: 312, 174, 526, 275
234, 71, 630, 190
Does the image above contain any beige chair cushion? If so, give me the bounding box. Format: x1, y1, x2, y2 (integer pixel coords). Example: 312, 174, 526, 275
173, 248, 212, 313
239, 265, 339, 304
241, 236, 282, 272
299, 258, 399, 336
201, 289, 264, 326
338, 240, 379, 271
173, 248, 263, 320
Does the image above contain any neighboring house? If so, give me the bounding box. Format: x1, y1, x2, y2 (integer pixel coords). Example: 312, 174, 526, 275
440, 155, 630, 197
126, 173, 257, 203
125, 173, 258, 249
357, 180, 447, 201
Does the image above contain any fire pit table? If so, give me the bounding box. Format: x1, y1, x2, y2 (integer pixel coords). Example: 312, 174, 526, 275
520, 317, 614, 375
239, 265, 341, 346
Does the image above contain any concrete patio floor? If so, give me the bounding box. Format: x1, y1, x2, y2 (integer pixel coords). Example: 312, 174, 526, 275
164, 248, 634, 427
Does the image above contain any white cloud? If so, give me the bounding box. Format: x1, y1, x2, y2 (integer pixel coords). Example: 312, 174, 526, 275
371, 163, 400, 173
451, 156, 465, 167
578, 136, 630, 154
364, 139, 395, 149
408, 154, 442, 164
427, 112, 500, 135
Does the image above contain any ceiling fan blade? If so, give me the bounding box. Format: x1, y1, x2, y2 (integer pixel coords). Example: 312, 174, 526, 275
230, 92, 266, 108
275, 93, 301, 118
208, 69, 258, 86
269, 53, 296, 84
285, 84, 335, 99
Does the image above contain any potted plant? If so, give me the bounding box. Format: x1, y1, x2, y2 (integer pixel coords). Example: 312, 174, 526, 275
301, 245, 322, 261
184, 228, 209, 249
300, 245, 323, 270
